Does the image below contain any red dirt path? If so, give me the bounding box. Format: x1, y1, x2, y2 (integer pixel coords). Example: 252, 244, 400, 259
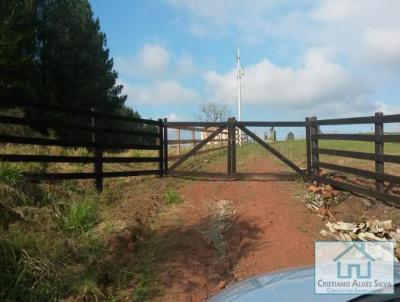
153, 158, 324, 302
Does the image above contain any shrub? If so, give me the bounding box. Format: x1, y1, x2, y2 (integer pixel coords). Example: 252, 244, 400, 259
286, 132, 295, 140
164, 188, 183, 205
60, 199, 99, 233
69, 276, 104, 301
0, 163, 22, 185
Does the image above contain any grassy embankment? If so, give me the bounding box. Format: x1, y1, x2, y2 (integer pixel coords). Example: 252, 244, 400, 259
0, 144, 187, 301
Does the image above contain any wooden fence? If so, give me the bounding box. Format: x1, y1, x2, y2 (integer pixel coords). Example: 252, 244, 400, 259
167, 115, 400, 204
165, 120, 229, 175
0, 101, 164, 192
1, 101, 399, 204
308, 113, 400, 204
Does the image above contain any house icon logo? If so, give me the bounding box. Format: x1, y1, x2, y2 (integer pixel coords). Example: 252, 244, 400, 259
333, 242, 375, 279
315, 241, 394, 294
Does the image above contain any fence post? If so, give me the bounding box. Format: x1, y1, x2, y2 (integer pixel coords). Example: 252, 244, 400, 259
305, 117, 312, 178
91, 108, 103, 192
192, 128, 195, 148
375, 112, 384, 193
158, 119, 164, 177
231, 118, 236, 175
163, 118, 168, 175
176, 128, 181, 155
227, 118, 233, 176
310, 116, 319, 179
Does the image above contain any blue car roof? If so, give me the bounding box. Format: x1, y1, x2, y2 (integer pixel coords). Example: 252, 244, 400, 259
208, 264, 400, 302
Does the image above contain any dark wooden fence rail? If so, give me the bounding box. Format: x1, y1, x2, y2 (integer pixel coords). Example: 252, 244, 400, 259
0, 101, 163, 192
308, 112, 400, 204
2, 101, 400, 204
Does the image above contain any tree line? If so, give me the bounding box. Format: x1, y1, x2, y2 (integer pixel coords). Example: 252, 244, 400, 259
0, 0, 156, 144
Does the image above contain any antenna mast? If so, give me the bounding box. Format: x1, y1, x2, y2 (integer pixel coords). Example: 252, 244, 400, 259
236, 43, 244, 146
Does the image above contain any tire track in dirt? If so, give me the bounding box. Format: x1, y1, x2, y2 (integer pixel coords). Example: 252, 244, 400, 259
152, 157, 323, 302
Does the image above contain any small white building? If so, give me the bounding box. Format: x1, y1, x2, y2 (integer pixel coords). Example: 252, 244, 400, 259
200, 127, 229, 146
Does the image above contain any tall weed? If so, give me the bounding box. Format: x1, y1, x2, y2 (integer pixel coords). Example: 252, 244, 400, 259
0, 163, 22, 185
60, 199, 99, 233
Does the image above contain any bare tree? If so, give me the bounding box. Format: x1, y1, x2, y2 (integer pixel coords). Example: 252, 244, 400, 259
195, 101, 231, 122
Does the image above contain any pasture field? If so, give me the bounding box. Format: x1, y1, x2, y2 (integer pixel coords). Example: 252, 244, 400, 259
174, 138, 399, 176
235, 139, 400, 176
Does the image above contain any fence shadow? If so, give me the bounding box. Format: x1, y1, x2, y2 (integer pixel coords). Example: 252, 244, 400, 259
150, 214, 264, 300
100, 213, 264, 301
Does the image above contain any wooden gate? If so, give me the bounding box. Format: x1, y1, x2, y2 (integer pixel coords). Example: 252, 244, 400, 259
163, 114, 400, 204
164, 117, 308, 178
164, 120, 229, 178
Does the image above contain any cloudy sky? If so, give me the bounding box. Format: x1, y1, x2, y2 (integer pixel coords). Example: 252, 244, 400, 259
91, 0, 400, 121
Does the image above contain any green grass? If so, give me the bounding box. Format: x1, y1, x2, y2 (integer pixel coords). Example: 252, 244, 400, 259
164, 188, 183, 205
0, 144, 159, 176
59, 199, 99, 233
316, 140, 400, 175
233, 140, 308, 172
0, 174, 161, 301
176, 146, 228, 173
173, 138, 399, 178
233, 139, 400, 175
0, 169, 181, 301
319, 140, 400, 155
132, 263, 154, 301
0, 162, 23, 185
0, 230, 60, 301
0, 243, 55, 301
69, 276, 105, 301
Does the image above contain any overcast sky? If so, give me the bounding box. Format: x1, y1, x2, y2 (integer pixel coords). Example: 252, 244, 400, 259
90, 0, 400, 121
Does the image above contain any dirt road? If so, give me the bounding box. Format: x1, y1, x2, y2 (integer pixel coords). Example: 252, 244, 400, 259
152, 158, 323, 301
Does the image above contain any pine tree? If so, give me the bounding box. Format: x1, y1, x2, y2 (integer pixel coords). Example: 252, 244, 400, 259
0, 0, 39, 104
0, 0, 143, 142
37, 0, 126, 111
